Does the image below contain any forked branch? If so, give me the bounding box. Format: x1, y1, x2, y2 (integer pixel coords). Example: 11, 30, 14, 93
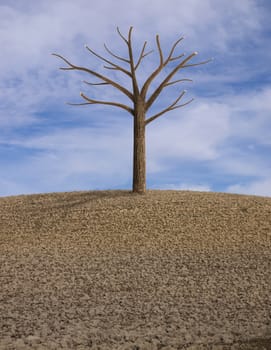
125, 27, 140, 96
182, 57, 213, 68
145, 90, 194, 125
85, 45, 132, 77
146, 52, 208, 111
165, 36, 186, 63
52, 26, 212, 128
103, 43, 129, 63
51, 53, 134, 101
134, 41, 154, 70
140, 35, 186, 100
117, 26, 129, 45
67, 92, 134, 114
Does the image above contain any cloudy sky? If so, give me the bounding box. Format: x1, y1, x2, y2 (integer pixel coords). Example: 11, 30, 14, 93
0, 0, 270, 197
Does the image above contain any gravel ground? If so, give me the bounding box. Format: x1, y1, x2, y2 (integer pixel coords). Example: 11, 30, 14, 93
0, 189, 271, 350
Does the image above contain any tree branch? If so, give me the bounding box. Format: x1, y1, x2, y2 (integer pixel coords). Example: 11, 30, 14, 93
168, 53, 186, 62
103, 43, 130, 63
117, 26, 129, 45
140, 35, 186, 101
145, 91, 194, 125
165, 36, 185, 63
82, 80, 109, 86
51, 53, 134, 101
126, 26, 139, 96
145, 52, 199, 111
156, 35, 164, 65
128, 26, 133, 44
66, 102, 93, 106
140, 35, 165, 100
103, 65, 119, 70
85, 45, 132, 77
73, 92, 134, 114
134, 41, 153, 70
182, 57, 214, 67
164, 78, 193, 87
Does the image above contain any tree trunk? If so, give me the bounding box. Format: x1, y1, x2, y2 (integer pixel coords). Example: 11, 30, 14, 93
132, 101, 146, 194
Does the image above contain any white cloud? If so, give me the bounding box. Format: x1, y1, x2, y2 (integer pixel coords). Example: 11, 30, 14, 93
215, 87, 271, 146
226, 178, 271, 197
0, 0, 265, 75
1, 85, 270, 195
151, 182, 212, 192
0, 0, 268, 129
146, 101, 231, 163
0, 178, 31, 197
1, 98, 231, 169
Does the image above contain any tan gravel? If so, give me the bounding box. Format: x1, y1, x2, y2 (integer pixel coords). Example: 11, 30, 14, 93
0, 189, 271, 350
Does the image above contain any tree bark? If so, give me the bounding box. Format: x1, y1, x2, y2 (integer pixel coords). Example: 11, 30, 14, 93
132, 100, 146, 194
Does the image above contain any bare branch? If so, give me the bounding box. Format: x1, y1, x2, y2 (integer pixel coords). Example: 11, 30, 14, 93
145, 91, 194, 125
126, 26, 139, 96
128, 26, 133, 44
143, 50, 154, 58
140, 35, 165, 100
146, 51, 199, 110
104, 43, 129, 63
168, 53, 186, 62
164, 78, 193, 87
82, 80, 109, 86
134, 41, 153, 70
117, 26, 129, 44
59, 67, 74, 71
140, 42, 148, 55
146, 99, 194, 125
103, 65, 119, 70
182, 57, 214, 68
52, 53, 133, 101
156, 35, 164, 65
140, 36, 185, 100
79, 92, 134, 114
165, 36, 185, 63
52, 53, 77, 69
66, 102, 93, 106
85, 45, 132, 77
135, 50, 153, 70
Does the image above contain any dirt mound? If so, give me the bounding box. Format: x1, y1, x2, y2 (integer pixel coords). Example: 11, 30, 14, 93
0, 190, 271, 349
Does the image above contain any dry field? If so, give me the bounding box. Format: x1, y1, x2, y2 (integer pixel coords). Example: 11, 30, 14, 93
0, 189, 271, 350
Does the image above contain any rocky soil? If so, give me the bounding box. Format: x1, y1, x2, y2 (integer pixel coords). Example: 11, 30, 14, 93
0, 189, 271, 349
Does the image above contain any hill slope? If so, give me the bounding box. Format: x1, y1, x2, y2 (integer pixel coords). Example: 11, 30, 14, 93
0, 190, 271, 350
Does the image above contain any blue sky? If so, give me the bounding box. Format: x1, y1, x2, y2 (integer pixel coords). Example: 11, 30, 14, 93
0, 0, 271, 197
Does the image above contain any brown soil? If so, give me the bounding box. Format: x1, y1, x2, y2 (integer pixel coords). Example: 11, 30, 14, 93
0, 189, 271, 350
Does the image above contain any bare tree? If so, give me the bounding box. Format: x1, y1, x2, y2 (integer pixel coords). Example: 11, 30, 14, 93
52, 26, 212, 194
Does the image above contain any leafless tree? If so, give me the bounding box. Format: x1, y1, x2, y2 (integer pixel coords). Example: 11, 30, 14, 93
52, 26, 212, 194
